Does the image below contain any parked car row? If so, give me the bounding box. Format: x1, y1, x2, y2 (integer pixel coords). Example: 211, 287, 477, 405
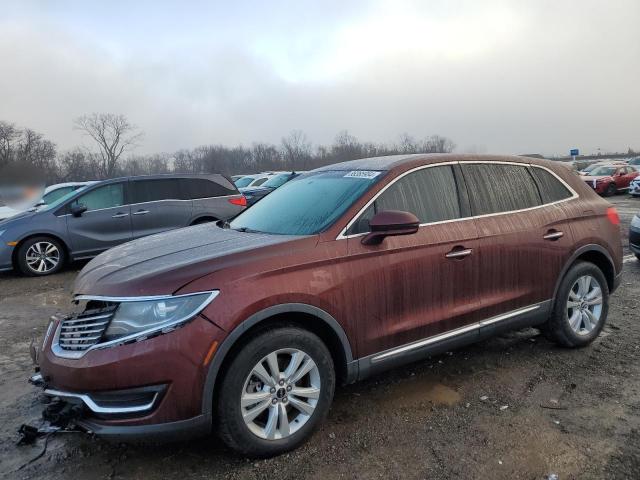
0, 174, 245, 276
28, 154, 624, 457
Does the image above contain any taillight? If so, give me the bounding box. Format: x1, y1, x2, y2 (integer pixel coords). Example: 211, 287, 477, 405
607, 207, 620, 225
228, 196, 247, 207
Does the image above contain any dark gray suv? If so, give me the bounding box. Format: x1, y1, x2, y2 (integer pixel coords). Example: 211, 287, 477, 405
0, 174, 246, 276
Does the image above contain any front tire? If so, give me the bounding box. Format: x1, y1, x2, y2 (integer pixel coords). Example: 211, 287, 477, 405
542, 261, 609, 347
605, 183, 617, 196
216, 327, 335, 457
17, 236, 66, 276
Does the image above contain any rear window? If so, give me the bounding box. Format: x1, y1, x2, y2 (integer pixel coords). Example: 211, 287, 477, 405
235, 177, 254, 188
181, 178, 237, 199
462, 163, 541, 215
530, 167, 573, 204
130, 179, 184, 203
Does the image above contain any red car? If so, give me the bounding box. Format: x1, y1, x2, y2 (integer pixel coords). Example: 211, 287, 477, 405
31, 154, 622, 456
582, 164, 639, 196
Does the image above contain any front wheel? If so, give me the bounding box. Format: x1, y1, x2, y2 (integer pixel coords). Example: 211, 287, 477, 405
541, 261, 609, 347
16, 236, 66, 276
605, 183, 617, 196
216, 327, 335, 457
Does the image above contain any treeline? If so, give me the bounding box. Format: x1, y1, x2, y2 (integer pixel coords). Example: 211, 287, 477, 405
0, 116, 456, 185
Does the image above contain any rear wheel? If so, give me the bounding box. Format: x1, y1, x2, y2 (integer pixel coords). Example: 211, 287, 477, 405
605, 183, 617, 196
542, 261, 609, 347
216, 327, 335, 457
17, 236, 66, 276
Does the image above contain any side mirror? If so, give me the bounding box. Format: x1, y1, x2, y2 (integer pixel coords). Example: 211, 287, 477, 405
71, 204, 88, 217
362, 210, 420, 245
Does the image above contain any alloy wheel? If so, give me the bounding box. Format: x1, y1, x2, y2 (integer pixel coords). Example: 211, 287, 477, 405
241, 348, 321, 440
566, 275, 603, 335
25, 242, 60, 274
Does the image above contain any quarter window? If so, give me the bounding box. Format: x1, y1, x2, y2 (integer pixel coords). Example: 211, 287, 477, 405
75, 184, 124, 211
346, 165, 463, 235
461, 164, 541, 215
530, 167, 573, 204
181, 178, 237, 199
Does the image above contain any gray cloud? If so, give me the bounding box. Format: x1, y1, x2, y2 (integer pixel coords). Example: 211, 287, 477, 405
1, 0, 638, 157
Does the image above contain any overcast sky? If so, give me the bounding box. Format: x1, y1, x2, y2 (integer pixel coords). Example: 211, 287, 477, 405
1, 0, 639, 157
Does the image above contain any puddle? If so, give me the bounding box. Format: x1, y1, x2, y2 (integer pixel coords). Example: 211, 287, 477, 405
374, 379, 462, 409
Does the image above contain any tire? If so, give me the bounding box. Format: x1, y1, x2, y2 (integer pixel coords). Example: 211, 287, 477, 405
542, 261, 609, 347
17, 236, 66, 277
216, 327, 335, 457
605, 183, 617, 196
636, 253, 640, 261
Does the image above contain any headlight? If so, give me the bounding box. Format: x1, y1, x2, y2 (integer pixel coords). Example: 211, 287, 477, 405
632, 215, 640, 229
101, 291, 219, 342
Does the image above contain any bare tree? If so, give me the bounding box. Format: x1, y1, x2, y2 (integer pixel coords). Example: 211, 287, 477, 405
74, 113, 143, 178
281, 130, 312, 169
0, 121, 20, 167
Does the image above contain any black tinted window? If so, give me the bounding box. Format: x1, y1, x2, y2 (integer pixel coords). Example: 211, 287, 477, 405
347, 165, 462, 235
130, 179, 183, 203
530, 167, 573, 204
462, 164, 541, 215
181, 178, 237, 199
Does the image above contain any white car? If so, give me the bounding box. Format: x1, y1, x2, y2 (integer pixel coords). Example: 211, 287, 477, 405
630, 176, 640, 197
0, 182, 95, 220
233, 173, 275, 189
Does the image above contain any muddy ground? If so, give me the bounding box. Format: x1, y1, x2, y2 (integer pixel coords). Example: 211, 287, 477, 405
1, 196, 639, 480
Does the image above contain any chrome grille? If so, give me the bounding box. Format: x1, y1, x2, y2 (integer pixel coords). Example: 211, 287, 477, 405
58, 306, 117, 352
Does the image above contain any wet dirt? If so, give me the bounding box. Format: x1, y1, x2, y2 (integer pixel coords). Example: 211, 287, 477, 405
0, 196, 639, 479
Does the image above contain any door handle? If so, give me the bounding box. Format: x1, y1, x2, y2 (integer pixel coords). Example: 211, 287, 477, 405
445, 247, 473, 259
543, 230, 564, 241
111, 213, 129, 218
133, 210, 150, 216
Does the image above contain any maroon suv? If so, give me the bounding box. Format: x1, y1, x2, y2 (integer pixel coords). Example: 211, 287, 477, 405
31, 154, 622, 456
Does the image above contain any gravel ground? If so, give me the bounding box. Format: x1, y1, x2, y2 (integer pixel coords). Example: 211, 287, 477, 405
1, 196, 639, 480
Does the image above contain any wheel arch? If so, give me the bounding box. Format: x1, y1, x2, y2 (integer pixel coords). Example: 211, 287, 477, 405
11, 232, 71, 269
201, 303, 356, 416
553, 244, 616, 302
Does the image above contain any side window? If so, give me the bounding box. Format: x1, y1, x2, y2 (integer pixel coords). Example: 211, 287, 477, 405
462, 164, 541, 215
530, 167, 573, 204
253, 178, 268, 187
130, 179, 183, 203
181, 178, 237, 199
346, 165, 462, 235
75, 184, 124, 211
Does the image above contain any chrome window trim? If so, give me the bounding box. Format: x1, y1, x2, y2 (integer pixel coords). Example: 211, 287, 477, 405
336, 161, 579, 240
43, 388, 158, 414
52, 291, 219, 359
370, 303, 542, 363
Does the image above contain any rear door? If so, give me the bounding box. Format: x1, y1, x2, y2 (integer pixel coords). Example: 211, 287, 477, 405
460, 162, 575, 331
344, 164, 481, 359
66, 182, 132, 257
129, 178, 192, 239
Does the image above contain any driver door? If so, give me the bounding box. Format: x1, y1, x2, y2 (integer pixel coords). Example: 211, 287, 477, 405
342, 164, 481, 361
66, 182, 132, 258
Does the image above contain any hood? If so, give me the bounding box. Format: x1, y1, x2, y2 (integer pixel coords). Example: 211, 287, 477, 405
0, 209, 36, 226
0, 206, 20, 221
73, 224, 310, 297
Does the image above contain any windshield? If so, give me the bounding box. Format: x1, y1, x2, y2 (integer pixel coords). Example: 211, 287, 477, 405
629, 158, 640, 165
235, 176, 255, 188
230, 170, 383, 235
39, 186, 89, 211
262, 173, 292, 189
588, 166, 616, 176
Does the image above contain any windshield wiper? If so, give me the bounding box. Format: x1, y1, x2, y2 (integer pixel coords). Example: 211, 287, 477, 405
232, 226, 263, 233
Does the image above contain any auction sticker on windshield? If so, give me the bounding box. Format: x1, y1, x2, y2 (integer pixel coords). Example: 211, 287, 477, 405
344, 171, 382, 179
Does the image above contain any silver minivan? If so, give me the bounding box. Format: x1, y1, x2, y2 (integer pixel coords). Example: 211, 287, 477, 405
0, 174, 246, 276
